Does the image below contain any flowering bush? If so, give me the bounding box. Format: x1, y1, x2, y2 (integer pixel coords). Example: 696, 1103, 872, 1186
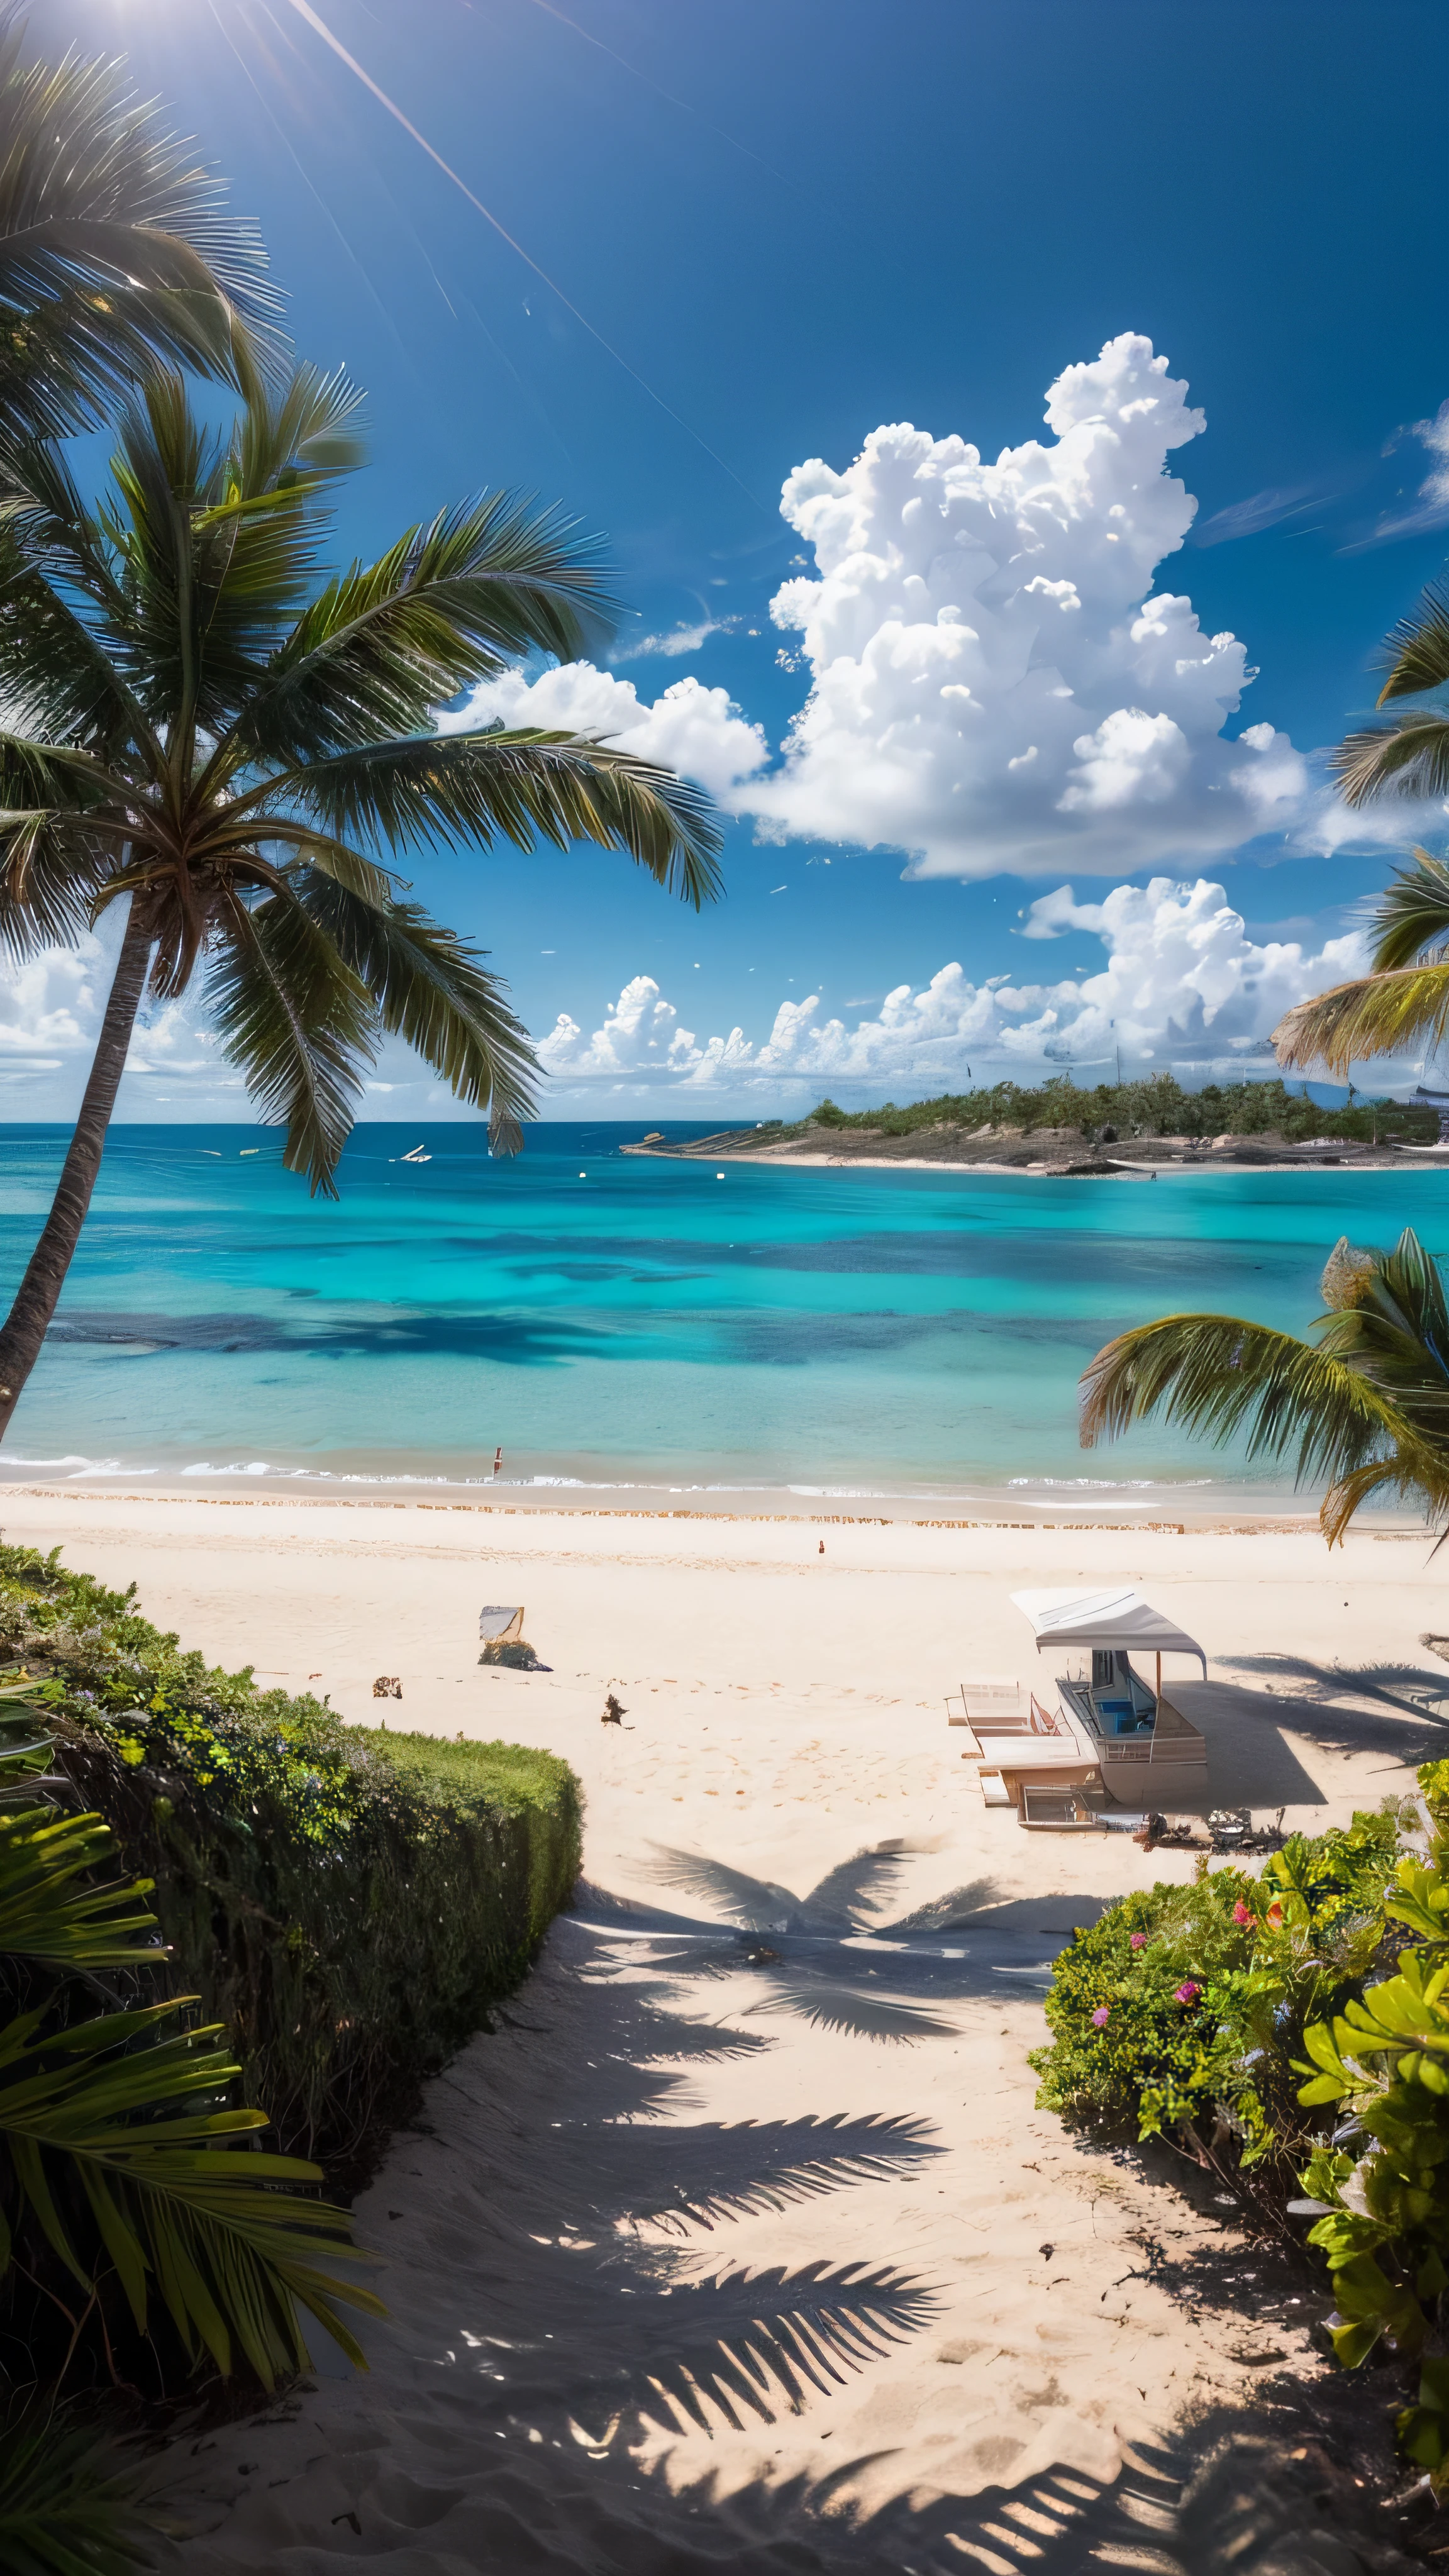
1030, 1811, 1401, 2213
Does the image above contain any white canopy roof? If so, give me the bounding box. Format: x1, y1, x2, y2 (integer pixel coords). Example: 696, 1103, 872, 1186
1011, 1586, 1207, 1674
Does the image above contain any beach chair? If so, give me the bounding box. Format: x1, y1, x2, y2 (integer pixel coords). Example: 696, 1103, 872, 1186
952, 1677, 1030, 1726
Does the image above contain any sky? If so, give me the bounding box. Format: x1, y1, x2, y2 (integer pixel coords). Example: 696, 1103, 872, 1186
8, 0, 1449, 1123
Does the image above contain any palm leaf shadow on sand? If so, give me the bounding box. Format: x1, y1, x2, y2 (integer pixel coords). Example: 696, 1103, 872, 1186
569, 2261, 938, 2439
740, 1979, 960, 2041
613, 2114, 941, 2235
640, 1839, 928, 1933
626, 1841, 1006, 2041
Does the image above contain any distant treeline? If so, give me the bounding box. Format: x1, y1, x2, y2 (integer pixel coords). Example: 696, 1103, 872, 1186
775, 1074, 1435, 1144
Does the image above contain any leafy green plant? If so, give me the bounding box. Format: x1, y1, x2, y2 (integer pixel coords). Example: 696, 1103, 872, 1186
1289, 1774, 1449, 2484
1, 1676, 383, 2394
1031, 1814, 1400, 2214
0, 2403, 162, 2576
0, 1544, 582, 2175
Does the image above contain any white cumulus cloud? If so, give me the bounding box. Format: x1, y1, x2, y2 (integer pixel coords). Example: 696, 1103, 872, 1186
440, 662, 767, 801
0, 945, 101, 1066
742, 334, 1308, 875
539, 875, 1375, 1097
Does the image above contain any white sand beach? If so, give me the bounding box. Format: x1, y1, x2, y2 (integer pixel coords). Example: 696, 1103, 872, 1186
8, 1487, 1441, 2570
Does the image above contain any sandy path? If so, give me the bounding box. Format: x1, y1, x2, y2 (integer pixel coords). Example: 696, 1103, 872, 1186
6, 1492, 1442, 2570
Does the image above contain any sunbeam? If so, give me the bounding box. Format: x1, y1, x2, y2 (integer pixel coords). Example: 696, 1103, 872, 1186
277, 0, 762, 503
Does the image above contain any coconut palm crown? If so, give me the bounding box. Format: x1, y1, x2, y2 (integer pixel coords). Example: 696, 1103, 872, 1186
0, 365, 721, 1439
0, 7, 277, 438
1079, 1230, 1449, 1546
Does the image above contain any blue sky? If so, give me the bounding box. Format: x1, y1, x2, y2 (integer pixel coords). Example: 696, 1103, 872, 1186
13, 0, 1449, 1119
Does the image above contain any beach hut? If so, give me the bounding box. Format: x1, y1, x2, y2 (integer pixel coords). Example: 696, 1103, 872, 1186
1010, 1585, 1209, 1802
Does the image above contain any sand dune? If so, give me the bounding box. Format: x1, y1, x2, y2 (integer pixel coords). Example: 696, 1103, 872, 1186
6, 1489, 1440, 2570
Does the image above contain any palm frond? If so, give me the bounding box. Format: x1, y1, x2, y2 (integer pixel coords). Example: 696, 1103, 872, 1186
1365, 849, 1449, 972
204, 890, 377, 1195
289, 726, 723, 908
0, 29, 280, 438
1273, 960, 1449, 1076
233, 492, 614, 768
1079, 1312, 1401, 1489
228, 360, 364, 503
103, 369, 362, 735
0, 2405, 160, 2576
1377, 575, 1449, 704
1330, 713, 1449, 809
0, 1803, 167, 1972
1322, 1450, 1449, 1550
0, 1996, 383, 2385
291, 867, 536, 1150
0, 811, 115, 963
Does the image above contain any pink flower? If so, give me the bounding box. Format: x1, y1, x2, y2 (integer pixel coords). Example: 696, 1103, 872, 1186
1091, 2006, 1111, 2028
1129, 1932, 1148, 1950
1232, 1902, 1254, 1927
1174, 1980, 1202, 2007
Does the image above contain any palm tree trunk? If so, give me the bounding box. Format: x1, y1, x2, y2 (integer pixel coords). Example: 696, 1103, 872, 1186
0, 901, 154, 1445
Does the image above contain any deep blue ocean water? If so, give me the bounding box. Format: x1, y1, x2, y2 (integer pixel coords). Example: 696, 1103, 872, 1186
0, 1120, 1443, 1507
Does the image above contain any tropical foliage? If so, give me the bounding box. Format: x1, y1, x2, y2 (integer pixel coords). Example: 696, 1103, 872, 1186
1033, 1784, 1449, 2489
1272, 566, 1449, 1078
1079, 1228, 1449, 1546
1328, 571, 1449, 814
1276, 847, 1449, 1082
0, 1670, 383, 2396
1031, 1813, 1401, 2213
0, 2404, 160, 2576
0, 1542, 581, 2178
0, 8, 277, 441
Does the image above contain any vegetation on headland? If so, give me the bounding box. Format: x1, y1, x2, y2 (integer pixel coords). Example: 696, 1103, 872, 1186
1082, 1229, 1449, 1548
763, 1072, 1436, 1146
1033, 1772, 1449, 2495
0, 1540, 580, 2423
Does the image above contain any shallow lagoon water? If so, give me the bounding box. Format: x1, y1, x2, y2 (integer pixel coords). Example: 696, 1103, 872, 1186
0, 1121, 1443, 1507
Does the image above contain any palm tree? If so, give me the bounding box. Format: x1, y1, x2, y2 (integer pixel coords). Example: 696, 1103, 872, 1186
1274, 573, 1449, 1078
1079, 1230, 1449, 1545
0, 365, 721, 1443
1275, 847, 1449, 1078
0, 7, 275, 438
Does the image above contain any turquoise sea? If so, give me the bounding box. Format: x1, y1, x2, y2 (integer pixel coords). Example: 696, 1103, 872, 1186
0, 1121, 1443, 1511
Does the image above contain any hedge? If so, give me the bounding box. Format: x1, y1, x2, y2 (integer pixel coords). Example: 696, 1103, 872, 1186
0, 1543, 582, 2185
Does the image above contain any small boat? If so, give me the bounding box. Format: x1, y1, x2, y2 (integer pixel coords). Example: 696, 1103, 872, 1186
239, 1148, 259, 1157
401, 1143, 431, 1163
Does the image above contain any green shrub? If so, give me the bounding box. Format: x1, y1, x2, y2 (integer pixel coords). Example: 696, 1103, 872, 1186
1031, 1814, 1401, 2213
1290, 1768, 1449, 2486
0, 1545, 582, 2182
